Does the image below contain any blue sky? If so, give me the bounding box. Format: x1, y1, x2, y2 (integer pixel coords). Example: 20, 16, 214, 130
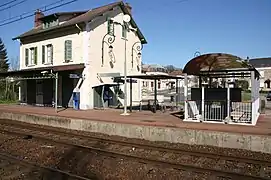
0, 0, 270, 68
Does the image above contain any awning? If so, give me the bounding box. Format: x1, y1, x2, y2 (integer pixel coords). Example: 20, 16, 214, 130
183, 53, 259, 78
0, 64, 85, 78
114, 74, 184, 81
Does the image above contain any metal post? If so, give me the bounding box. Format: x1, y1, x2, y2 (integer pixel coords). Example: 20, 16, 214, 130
201, 86, 205, 121
184, 74, 188, 120
176, 79, 179, 107
154, 79, 157, 113
130, 78, 132, 112
55, 72, 58, 113
121, 27, 129, 116
227, 85, 230, 123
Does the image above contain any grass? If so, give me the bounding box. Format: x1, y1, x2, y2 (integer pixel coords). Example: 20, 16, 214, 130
0, 99, 19, 104
242, 91, 251, 102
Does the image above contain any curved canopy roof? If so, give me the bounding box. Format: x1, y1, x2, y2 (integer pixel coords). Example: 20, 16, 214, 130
183, 53, 259, 77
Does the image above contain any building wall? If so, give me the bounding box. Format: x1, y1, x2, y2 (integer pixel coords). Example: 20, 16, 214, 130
19, 27, 84, 70
79, 7, 143, 109
18, 7, 144, 110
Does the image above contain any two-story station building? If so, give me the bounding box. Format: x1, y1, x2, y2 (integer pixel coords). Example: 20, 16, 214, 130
0, 1, 147, 110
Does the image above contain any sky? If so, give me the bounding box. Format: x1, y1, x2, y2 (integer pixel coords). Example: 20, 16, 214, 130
0, 0, 270, 68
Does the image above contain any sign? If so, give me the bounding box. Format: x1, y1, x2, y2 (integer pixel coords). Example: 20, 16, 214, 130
126, 79, 137, 83
69, 74, 81, 79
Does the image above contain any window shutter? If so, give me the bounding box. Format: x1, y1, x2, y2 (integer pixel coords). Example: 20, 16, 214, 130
65, 40, 72, 62
107, 19, 114, 35
34, 47, 37, 65
25, 49, 29, 66
42, 45, 45, 64
51, 45, 53, 64
64, 41, 67, 62
122, 25, 127, 38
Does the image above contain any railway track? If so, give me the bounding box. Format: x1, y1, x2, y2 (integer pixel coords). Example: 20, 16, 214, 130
0, 152, 93, 180
0, 120, 270, 180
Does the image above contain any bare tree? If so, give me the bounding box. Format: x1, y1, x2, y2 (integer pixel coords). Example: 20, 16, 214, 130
9, 56, 19, 71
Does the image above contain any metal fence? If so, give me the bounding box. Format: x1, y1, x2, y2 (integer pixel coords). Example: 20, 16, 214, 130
204, 100, 226, 122
231, 101, 252, 123
186, 100, 252, 124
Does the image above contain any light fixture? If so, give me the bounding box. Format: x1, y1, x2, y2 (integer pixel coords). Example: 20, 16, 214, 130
123, 14, 131, 23
137, 52, 142, 59
109, 45, 113, 51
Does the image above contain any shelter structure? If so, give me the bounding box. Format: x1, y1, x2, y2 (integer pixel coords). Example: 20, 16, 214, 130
0, 64, 85, 112
114, 74, 184, 113
182, 53, 260, 125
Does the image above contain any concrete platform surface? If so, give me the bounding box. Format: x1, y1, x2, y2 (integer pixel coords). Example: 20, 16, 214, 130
0, 105, 270, 136
0, 105, 271, 154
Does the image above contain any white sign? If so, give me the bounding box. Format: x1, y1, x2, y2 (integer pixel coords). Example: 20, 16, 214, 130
69, 74, 81, 79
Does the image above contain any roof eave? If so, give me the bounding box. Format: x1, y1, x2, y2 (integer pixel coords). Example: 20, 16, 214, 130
119, 2, 147, 44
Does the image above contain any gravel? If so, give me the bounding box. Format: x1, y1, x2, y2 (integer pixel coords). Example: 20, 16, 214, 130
0, 120, 270, 179
0, 131, 207, 180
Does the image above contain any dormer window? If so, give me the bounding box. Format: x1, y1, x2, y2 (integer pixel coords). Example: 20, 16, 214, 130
42, 18, 59, 29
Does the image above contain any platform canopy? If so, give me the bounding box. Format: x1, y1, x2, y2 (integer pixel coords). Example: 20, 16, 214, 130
183, 53, 259, 78
0, 64, 85, 80
114, 74, 184, 81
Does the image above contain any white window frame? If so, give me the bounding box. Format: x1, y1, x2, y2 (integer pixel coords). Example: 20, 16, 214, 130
29, 48, 35, 65
64, 40, 72, 62
46, 44, 53, 64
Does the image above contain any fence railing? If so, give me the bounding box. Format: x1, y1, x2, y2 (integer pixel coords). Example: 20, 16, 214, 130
204, 100, 227, 122
231, 101, 252, 123
186, 100, 253, 124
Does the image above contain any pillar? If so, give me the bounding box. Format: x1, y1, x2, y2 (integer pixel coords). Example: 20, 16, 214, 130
184, 74, 188, 119
201, 86, 205, 121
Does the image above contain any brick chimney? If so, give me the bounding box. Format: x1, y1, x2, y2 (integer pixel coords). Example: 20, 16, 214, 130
34, 9, 44, 28
125, 3, 132, 14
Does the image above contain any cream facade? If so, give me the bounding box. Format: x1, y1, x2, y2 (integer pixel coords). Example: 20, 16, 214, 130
18, 3, 146, 110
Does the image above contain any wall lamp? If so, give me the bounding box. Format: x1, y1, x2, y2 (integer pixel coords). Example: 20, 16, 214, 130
131, 41, 143, 68
101, 33, 115, 67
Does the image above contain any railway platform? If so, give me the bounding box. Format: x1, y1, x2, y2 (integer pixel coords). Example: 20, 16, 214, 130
0, 104, 270, 154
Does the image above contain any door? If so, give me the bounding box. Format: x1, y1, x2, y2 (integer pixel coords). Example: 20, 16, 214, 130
36, 80, 43, 105
93, 86, 103, 108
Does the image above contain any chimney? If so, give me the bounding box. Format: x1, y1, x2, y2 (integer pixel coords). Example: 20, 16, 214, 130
125, 3, 132, 14
34, 9, 44, 28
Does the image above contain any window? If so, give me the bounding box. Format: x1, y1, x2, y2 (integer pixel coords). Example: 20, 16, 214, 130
64, 40, 72, 62
42, 44, 53, 64
25, 47, 37, 66
43, 19, 59, 29
122, 25, 127, 38
25, 49, 29, 66
151, 82, 154, 88
107, 19, 114, 35
158, 81, 161, 89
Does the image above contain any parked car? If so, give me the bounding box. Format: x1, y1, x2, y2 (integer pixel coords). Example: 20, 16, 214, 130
266, 91, 271, 101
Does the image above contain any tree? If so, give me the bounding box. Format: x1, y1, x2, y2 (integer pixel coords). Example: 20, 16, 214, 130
9, 56, 19, 71
0, 38, 9, 72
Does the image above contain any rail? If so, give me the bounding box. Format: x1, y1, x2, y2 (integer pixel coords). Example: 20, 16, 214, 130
0, 121, 270, 180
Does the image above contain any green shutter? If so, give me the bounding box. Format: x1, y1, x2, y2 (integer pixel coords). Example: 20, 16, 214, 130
51, 45, 54, 64
34, 47, 37, 65
122, 25, 127, 38
64, 41, 67, 62
42, 45, 45, 64
65, 40, 72, 62
25, 49, 29, 66
107, 19, 114, 35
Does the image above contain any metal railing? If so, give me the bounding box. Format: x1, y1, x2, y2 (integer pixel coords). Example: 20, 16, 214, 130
204, 100, 227, 122
186, 100, 253, 124
231, 101, 252, 123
